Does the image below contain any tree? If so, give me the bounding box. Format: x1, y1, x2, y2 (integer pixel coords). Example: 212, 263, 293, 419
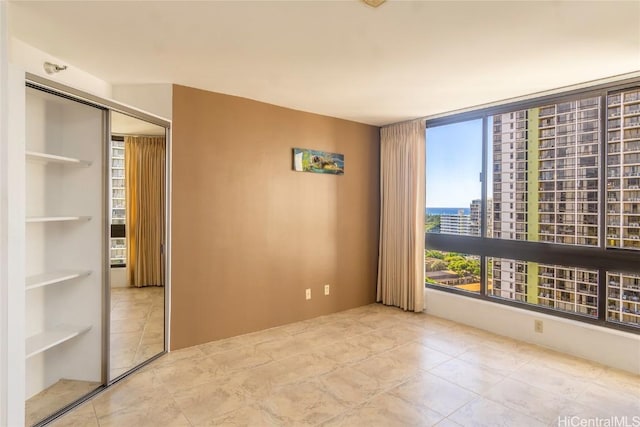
425, 214, 440, 232
425, 250, 445, 260
425, 259, 447, 272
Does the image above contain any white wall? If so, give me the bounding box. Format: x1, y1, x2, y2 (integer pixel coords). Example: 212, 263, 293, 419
0, 3, 9, 424
425, 288, 640, 375
1, 66, 27, 427
10, 38, 111, 99
110, 267, 128, 288
112, 84, 173, 120
2, 6, 28, 426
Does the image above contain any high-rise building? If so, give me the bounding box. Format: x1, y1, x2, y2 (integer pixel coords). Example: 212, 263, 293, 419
469, 199, 481, 236
606, 89, 640, 250
440, 209, 471, 235
605, 89, 640, 325
491, 98, 601, 317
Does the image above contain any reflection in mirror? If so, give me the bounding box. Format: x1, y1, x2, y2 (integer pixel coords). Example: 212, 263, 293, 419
109, 111, 167, 380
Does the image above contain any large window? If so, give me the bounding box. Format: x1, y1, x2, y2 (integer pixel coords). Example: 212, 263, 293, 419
426, 82, 640, 331
425, 119, 483, 293
110, 138, 126, 266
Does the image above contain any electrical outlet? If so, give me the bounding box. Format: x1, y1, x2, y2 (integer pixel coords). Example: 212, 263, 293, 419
324, 284, 330, 295
534, 319, 543, 333
305, 288, 311, 300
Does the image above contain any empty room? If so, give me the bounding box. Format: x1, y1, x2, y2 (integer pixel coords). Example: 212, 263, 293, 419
0, 1, 639, 426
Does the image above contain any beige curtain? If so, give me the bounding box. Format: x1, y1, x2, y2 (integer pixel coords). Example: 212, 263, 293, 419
125, 136, 166, 287
377, 120, 426, 311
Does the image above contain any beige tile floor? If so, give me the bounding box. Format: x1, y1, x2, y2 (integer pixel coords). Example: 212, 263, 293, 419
51, 303, 639, 427
25, 379, 100, 427
110, 286, 165, 379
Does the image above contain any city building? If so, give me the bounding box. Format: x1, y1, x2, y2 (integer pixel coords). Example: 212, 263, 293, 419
491, 98, 601, 318
469, 199, 481, 236
440, 209, 471, 235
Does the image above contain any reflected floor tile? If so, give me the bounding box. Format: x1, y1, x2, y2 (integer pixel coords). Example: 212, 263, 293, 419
448, 397, 546, 427
111, 318, 145, 334
110, 286, 165, 379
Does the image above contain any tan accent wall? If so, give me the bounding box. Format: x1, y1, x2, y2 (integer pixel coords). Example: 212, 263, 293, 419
170, 85, 380, 350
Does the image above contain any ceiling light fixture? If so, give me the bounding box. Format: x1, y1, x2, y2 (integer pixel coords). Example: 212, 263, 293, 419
362, 0, 386, 7
43, 62, 68, 74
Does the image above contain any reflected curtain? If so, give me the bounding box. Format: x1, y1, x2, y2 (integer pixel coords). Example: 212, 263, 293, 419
377, 120, 426, 311
125, 136, 165, 287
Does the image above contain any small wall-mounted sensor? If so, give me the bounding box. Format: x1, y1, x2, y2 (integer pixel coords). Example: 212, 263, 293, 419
43, 62, 68, 75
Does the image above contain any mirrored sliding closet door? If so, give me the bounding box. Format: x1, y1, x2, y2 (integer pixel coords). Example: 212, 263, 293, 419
23, 76, 170, 426
108, 111, 167, 381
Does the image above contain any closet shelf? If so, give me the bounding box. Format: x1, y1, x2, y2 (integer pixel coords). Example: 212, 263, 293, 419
26, 151, 92, 167
26, 270, 91, 291
25, 325, 92, 359
26, 216, 91, 223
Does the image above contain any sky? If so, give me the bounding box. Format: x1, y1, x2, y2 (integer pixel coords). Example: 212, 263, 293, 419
426, 118, 485, 208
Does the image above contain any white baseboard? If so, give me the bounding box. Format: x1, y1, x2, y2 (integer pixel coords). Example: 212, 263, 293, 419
425, 288, 640, 375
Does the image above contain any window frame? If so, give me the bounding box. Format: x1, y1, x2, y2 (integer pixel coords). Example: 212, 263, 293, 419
425, 76, 640, 334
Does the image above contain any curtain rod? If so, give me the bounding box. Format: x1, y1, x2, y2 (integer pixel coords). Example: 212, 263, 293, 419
112, 132, 166, 138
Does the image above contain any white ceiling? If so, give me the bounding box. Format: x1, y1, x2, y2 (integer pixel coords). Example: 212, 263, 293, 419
111, 111, 166, 136
8, 0, 640, 126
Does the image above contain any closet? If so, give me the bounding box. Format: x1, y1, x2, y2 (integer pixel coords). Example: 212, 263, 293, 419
22, 76, 170, 426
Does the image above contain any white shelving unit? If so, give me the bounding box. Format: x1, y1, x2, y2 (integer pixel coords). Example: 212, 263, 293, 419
26, 216, 91, 223
25, 326, 92, 359
24, 85, 104, 423
26, 271, 91, 291
26, 151, 92, 167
